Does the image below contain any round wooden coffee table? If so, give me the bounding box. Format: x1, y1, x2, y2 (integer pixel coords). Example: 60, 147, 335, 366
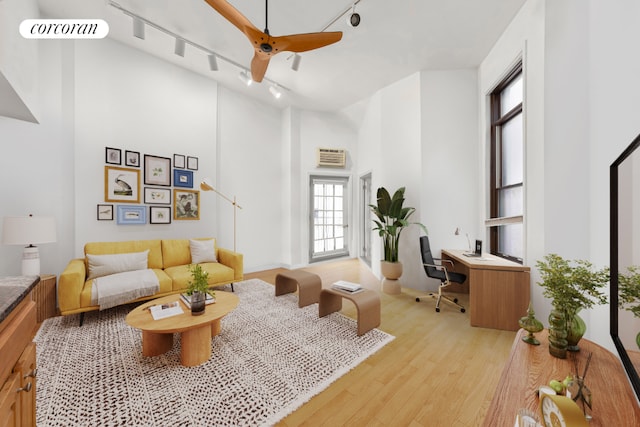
125, 291, 239, 367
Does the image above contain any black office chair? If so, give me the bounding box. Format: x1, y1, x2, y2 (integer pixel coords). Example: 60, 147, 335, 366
416, 235, 466, 313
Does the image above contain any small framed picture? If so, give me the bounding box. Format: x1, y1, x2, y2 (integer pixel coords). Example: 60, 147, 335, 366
150, 206, 171, 224
125, 150, 140, 167
174, 154, 186, 169
105, 147, 121, 165
105, 166, 140, 203
187, 156, 199, 170
144, 155, 171, 186
144, 187, 171, 204
174, 189, 199, 220
116, 205, 147, 225
97, 204, 113, 220
173, 169, 194, 188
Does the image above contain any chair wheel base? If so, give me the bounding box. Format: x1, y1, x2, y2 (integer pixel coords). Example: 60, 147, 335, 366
461, 308, 466, 313
416, 297, 421, 302
453, 298, 458, 303
436, 307, 440, 312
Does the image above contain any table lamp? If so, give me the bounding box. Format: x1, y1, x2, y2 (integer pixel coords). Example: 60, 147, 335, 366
454, 227, 472, 252
2, 214, 57, 276
200, 178, 242, 252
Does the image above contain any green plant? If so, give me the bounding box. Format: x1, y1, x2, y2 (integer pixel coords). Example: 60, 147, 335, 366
186, 264, 215, 298
369, 187, 427, 263
536, 253, 609, 314
619, 265, 640, 318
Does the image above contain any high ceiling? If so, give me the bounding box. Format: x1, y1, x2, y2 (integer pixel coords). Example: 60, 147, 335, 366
37, 0, 526, 111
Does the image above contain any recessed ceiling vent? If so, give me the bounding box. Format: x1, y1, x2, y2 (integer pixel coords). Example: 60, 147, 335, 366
317, 148, 346, 168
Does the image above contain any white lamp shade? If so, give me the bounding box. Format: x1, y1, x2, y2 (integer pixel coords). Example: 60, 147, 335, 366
2, 216, 57, 246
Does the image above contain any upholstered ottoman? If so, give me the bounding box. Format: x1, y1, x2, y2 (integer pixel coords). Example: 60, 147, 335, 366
318, 288, 381, 336
275, 270, 322, 308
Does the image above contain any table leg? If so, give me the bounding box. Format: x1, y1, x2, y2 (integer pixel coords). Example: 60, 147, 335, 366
211, 319, 221, 336
142, 331, 173, 357
319, 291, 342, 317
181, 325, 211, 367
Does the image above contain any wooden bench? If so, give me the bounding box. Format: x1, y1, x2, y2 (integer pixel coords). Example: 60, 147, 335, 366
318, 288, 381, 336
274, 270, 322, 308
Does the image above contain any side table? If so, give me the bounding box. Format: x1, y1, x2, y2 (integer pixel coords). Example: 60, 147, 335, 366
319, 288, 381, 336
32, 274, 57, 323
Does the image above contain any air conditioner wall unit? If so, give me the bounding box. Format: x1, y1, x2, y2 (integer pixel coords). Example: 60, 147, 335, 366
317, 148, 346, 168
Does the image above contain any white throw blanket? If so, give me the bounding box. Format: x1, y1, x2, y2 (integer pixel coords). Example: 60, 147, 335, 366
92, 269, 160, 310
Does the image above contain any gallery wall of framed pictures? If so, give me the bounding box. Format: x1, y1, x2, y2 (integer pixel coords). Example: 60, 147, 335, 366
99, 147, 201, 225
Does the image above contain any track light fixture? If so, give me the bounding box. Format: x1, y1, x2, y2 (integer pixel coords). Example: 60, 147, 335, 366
174, 38, 186, 57
291, 53, 301, 71
238, 70, 252, 86
110, 1, 290, 97
132, 17, 145, 39
269, 84, 282, 99
208, 54, 219, 71
347, 3, 361, 27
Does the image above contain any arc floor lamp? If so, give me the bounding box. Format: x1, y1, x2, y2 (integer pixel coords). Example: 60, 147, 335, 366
200, 178, 242, 252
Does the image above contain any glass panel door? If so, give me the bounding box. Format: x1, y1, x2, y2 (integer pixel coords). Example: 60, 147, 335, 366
310, 176, 349, 262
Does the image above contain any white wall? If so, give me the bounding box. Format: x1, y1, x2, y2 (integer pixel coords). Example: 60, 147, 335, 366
420, 69, 479, 291
73, 38, 218, 254
216, 86, 283, 270
355, 73, 425, 289
0, 0, 39, 122
298, 110, 358, 267
0, 39, 74, 277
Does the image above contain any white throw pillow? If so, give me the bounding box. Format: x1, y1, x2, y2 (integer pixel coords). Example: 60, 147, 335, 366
190, 239, 217, 264
87, 250, 150, 280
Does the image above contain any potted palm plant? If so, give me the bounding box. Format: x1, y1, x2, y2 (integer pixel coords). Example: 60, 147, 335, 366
185, 264, 215, 315
536, 254, 609, 358
370, 186, 427, 281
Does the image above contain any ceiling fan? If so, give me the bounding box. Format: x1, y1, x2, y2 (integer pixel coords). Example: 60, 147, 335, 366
203, 0, 343, 83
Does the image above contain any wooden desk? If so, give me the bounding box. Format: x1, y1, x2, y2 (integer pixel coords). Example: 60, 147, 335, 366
483, 329, 640, 426
441, 249, 530, 331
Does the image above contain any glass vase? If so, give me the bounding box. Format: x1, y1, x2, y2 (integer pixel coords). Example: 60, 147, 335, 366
566, 309, 587, 352
548, 305, 568, 359
190, 291, 206, 316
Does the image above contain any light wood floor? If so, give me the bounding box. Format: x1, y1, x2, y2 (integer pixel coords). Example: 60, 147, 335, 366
244, 258, 516, 427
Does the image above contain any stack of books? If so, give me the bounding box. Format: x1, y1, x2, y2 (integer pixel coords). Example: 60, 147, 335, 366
180, 293, 216, 309
148, 301, 183, 320
331, 280, 364, 294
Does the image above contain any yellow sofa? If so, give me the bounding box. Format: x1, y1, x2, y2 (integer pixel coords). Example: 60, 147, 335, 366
58, 238, 243, 317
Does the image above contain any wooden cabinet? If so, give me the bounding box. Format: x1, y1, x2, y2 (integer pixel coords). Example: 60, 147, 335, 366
32, 274, 57, 323
0, 373, 21, 427
483, 329, 640, 426
16, 344, 36, 427
0, 297, 37, 427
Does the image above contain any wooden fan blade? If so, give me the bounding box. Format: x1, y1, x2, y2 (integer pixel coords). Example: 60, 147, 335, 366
275, 31, 343, 53
250, 53, 271, 83
203, 0, 258, 35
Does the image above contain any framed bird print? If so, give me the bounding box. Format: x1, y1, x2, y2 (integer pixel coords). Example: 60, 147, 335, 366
174, 189, 199, 220
104, 166, 140, 203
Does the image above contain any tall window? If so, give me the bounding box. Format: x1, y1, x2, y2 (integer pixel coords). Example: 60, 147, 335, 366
309, 176, 349, 262
489, 63, 524, 263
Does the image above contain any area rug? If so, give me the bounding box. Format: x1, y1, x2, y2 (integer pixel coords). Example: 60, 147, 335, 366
34, 279, 394, 426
